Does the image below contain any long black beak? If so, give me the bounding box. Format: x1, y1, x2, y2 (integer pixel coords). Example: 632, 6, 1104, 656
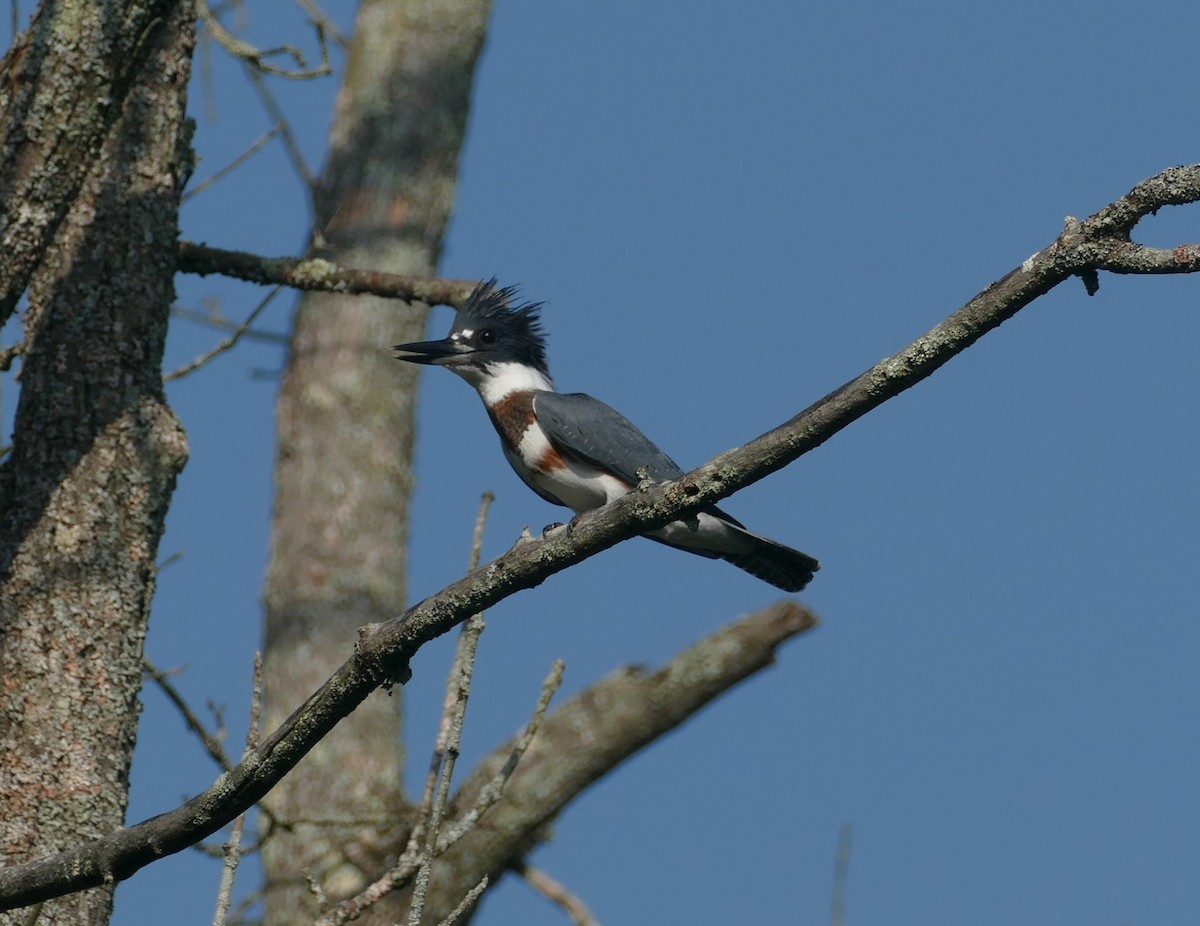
392, 337, 473, 366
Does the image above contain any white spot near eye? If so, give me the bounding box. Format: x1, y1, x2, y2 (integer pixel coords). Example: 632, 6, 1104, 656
455, 328, 474, 340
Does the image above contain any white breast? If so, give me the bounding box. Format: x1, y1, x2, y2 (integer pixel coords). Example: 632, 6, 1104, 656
507, 420, 630, 514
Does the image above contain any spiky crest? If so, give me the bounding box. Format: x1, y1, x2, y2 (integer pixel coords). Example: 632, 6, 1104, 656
452, 278, 549, 376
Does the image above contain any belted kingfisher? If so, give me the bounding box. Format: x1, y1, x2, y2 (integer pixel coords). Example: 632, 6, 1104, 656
394, 280, 819, 592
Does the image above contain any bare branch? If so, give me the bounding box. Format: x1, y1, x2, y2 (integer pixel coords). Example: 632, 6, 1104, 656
314, 658, 564, 926
514, 864, 599, 926
434, 875, 487, 926
2, 164, 1198, 912
213, 654, 264, 926
831, 823, 852, 926
145, 656, 282, 856
434, 661, 564, 855
177, 166, 1200, 310
199, 1, 332, 79
243, 61, 316, 190
301, 494, 498, 917
1080, 164, 1200, 236
406, 494, 497, 926
183, 123, 284, 202
144, 659, 233, 771
416, 493, 495, 825
290, 0, 348, 49
171, 303, 289, 345
413, 493, 496, 832
176, 240, 479, 306
420, 604, 815, 915
164, 286, 283, 383
404, 680, 468, 925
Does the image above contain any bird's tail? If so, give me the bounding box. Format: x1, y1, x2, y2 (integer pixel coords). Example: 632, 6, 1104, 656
648, 512, 820, 592
715, 529, 820, 593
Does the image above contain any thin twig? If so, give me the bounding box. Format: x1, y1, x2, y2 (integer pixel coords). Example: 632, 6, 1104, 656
435, 660, 564, 852
171, 304, 289, 345
244, 62, 314, 190
831, 823, 852, 926
157, 550, 186, 571
164, 286, 282, 383
411, 493, 495, 844
183, 123, 284, 202
290, 0, 348, 49
144, 656, 282, 856
434, 875, 488, 926
213, 653, 264, 926
226, 889, 264, 926
144, 659, 232, 770
406, 493, 496, 926
515, 864, 600, 926
196, 0, 218, 123
199, 0, 332, 79
314, 659, 565, 926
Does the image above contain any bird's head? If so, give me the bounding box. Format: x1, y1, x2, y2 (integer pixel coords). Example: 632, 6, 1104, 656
393, 278, 550, 387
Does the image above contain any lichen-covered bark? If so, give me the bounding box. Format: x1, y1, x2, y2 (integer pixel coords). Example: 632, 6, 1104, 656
0, 1, 194, 924
416, 604, 818, 923
260, 2, 492, 923
0, 0, 180, 324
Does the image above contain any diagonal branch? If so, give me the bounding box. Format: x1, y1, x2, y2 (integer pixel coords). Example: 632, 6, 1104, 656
1, 164, 1198, 912
1079, 164, 1200, 237
163, 285, 283, 383
414, 602, 818, 920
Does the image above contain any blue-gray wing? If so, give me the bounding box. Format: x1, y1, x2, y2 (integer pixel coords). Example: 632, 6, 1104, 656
533, 392, 684, 485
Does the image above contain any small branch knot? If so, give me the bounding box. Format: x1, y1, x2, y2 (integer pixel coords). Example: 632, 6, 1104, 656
1174, 244, 1200, 269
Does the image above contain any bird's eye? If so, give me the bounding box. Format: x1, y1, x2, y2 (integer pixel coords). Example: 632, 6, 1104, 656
479, 329, 495, 344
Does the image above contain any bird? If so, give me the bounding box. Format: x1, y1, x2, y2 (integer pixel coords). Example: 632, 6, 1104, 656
393, 279, 819, 592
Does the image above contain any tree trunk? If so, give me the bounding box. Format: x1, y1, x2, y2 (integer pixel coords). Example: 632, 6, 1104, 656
0, 2, 195, 924
260, 2, 492, 922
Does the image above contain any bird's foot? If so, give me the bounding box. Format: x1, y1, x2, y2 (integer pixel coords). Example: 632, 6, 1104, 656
541, 521, 569, 539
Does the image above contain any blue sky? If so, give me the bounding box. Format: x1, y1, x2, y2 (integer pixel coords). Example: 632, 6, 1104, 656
5, 2, 1198, 924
